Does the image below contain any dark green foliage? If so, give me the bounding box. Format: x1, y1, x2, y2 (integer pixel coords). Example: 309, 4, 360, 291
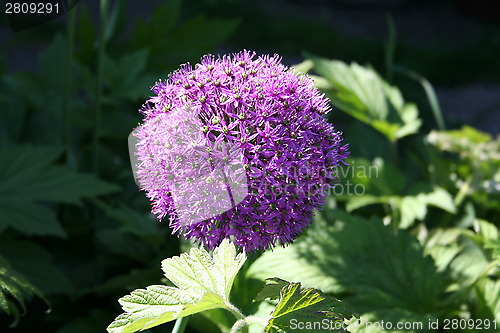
1, 0, 499, 332
0, 0, 239, 331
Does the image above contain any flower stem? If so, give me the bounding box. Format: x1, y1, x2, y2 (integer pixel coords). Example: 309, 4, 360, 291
244, 315, 269, 328
226, 302, 248, 333
63, 3, 77, 163
93, 0, 110, 174
226, 302, 245, 321
229, 319, 246, 333
171, 316, 189, 333
229, 315, 268, 333
384, 14, 396, 83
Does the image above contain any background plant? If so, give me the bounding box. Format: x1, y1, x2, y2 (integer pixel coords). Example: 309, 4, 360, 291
1, 0, 499, 332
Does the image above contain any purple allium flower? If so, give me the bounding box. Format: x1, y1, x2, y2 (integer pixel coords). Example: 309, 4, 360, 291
133, 50, 348, 252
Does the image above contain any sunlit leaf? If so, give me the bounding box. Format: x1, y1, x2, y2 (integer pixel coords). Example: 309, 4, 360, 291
0, 255, 47, 320
309, 57, 422, 142
265, 281, 356, 333
107, 239, 246, 333
254, 278, 290, 302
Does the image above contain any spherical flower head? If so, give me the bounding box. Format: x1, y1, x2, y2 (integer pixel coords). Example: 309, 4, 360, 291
133, 50, 349, 252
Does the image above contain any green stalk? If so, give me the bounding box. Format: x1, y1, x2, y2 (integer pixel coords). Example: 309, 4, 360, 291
171, 316, 189, 333
226, 303, 248, 333
384, 15, 396, 83
93, 0, 110, 174
392, 64, 446, 131
63, 4, 77, 163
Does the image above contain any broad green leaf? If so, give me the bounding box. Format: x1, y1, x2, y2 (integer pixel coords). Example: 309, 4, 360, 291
266, 281, 356, 333
107, 239, 246, 333
0, 200, 65, 237
0, 255, 47, 319
247, 209, 443, 328
161, 238, 245, 302
448, 238, 489, 286
0, 144, 119, 237
423, 186, 456, 213
309, 57, 421, 142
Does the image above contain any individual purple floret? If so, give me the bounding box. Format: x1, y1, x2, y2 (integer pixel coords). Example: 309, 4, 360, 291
133, 50, 349, 252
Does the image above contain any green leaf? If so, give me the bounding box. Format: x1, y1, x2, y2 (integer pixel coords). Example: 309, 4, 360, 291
266, 281, 356, 333
398, 195, 428, 228
104, 49, 152, 101
0, 144, 119, 237
462, 219, 500, 261
0, 76, 28, 142
39, 34, 66, 96
309, 57, 421, 142
0, 200, 65, 237
107, 239, 246, 333
340, 160, 456, 227
448, 237, 489, 285
132, 0, 239, 72
339, 158, 405, 197
341, 158, 456, 227
247, 209, 443, 327
0, 240, 73, 295
427, 126, 500, 164
95, 202, 166, 248
55, 309, 111, 333
161, 15, 240, 66
0, 255, 47, 319
424, 228, 462, 273
475, 219, 499, 241
291, 60, 314, 75
132, 0, 182, 42
254, 278, 290, 302
485, 239, 500, 261
423, 186, 456, 213
474, 278, 500, 321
